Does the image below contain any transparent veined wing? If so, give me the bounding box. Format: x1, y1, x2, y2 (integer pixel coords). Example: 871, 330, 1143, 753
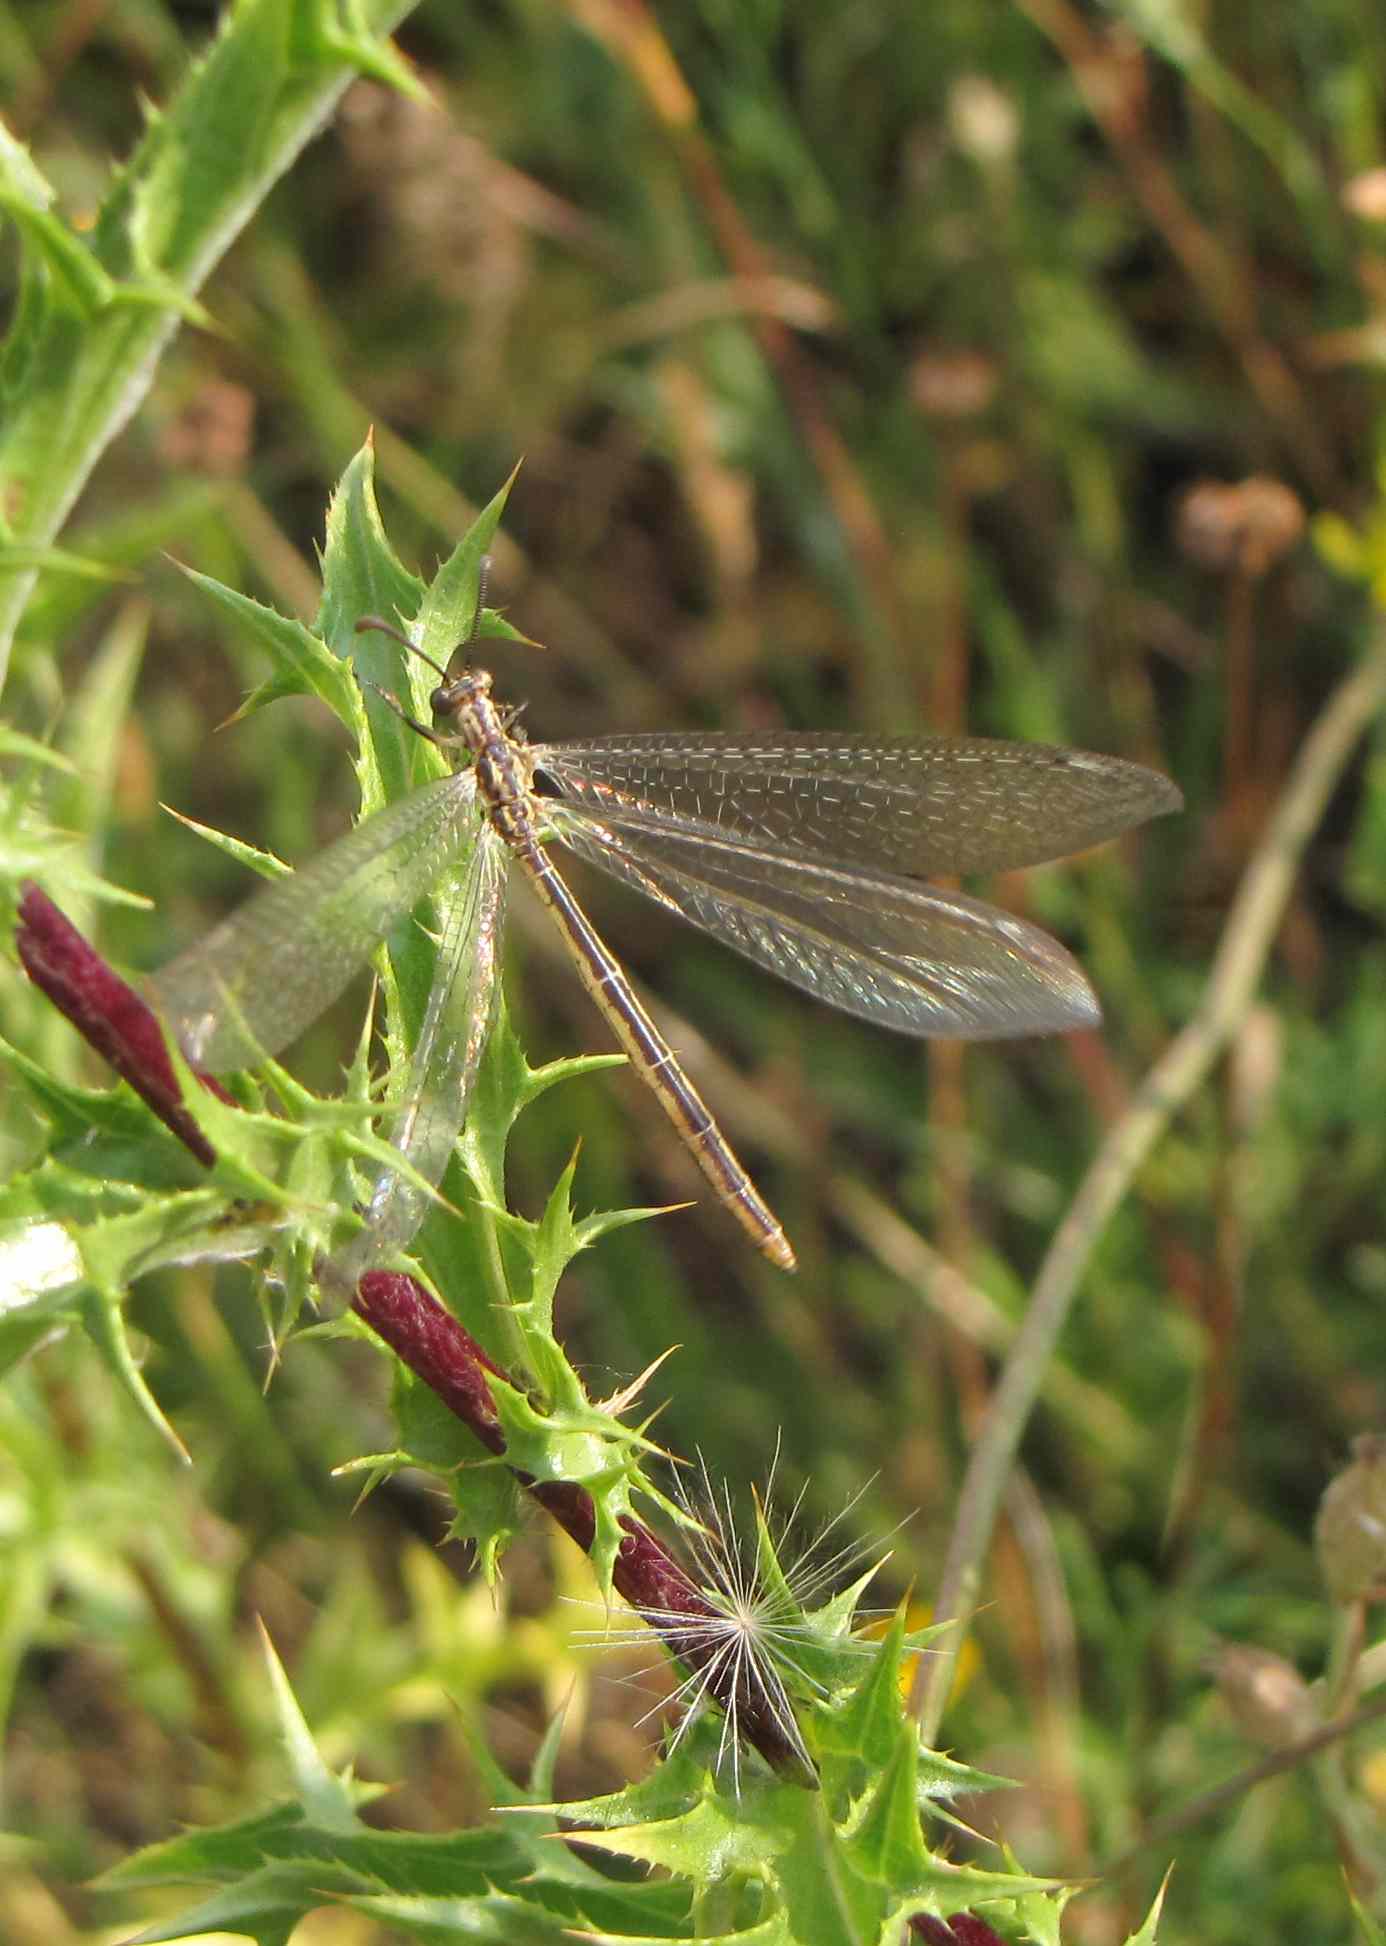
325, 827, 510, 1284
535, 732, 1181, 878
149, 771, 480, 1070
547, 804, 1098, 1039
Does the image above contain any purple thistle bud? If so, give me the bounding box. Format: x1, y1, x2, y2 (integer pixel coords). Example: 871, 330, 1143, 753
912, 1914, 1007, 1944
16, 881, 231, 1166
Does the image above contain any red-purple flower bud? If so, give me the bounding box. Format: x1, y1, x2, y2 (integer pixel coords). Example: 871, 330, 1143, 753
16, 881, 231, 1166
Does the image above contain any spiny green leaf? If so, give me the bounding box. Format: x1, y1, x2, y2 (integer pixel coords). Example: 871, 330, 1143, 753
77, 1263, 187, 1459
525, 1147, 596, 1328
485, 1377, 665, 1589
568, 1773, 878, 1946
848, 1723, 931, 1878
1117, 1868, 1168, 1945
565, 1770, 795, 1878
311, 4, 432, 100
552, 1738, 711, 1832
116, 1865, 314, 1946
320, 439, 428, 814
180, 566, 355, 722
0, 191, 118, 315
817, 1601, 914, 1779
461, 1016, 625, 1219
341, 1886, 578, 1943
160, 808, 292, 884
0, 119, 54, 215
259, 1623, 362, 1832
417, 462, 522, 664
445, 1462, 530, 1587
912, 1745, 1016, 1807
101, 1797, 523, 1893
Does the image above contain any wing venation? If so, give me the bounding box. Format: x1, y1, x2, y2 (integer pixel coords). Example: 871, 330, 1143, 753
536, 731, 1180, 877
548, 803, 1099, 1039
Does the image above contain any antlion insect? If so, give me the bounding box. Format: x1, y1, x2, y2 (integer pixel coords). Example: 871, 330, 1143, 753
149, 564, 1180, 1275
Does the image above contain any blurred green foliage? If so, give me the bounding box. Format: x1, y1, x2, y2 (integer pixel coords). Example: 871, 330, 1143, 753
3, 0, 1386, 1941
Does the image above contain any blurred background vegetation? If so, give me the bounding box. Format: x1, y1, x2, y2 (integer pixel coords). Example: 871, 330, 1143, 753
4, 1, 1386, 1940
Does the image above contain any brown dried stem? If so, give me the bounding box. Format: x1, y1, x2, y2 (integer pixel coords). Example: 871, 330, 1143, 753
916, 617, 1386, 1739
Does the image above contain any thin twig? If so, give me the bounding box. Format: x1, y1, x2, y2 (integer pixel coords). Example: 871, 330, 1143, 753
828, 1175, 1145, 1465
916, 616, 1386, 1740
1100, 1686, 1386, 1876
